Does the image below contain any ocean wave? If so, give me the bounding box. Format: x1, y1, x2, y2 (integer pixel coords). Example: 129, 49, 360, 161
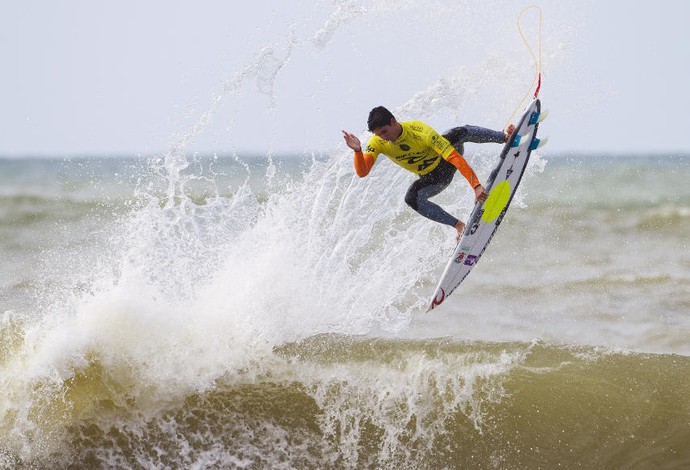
636, 204, 690, 230
2, 334, 689, 469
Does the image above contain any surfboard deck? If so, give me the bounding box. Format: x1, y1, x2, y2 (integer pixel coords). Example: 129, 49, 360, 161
426, 98, 542, 312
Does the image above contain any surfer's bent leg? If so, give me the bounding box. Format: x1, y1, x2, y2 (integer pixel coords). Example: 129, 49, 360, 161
443, 125, 505, 154
404, 160, 458, 227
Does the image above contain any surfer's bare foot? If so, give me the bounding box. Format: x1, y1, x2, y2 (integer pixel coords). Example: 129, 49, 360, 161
455, 220, 465, 241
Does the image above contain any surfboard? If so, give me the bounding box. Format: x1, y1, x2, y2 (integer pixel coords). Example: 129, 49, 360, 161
426, 98, 544, 312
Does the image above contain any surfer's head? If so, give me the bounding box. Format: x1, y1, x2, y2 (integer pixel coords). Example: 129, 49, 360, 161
368, 106, 402, 142
367, 106, 394, 131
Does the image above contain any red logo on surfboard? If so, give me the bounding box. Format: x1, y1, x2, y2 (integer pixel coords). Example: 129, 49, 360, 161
430, 288, 446, 310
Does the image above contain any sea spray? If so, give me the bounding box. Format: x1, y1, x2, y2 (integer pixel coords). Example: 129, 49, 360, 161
0, 136, 491, 464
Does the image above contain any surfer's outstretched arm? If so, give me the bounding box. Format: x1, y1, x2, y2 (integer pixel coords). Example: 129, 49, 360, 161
353, 150, 375, 177
341, 130, 361, 151
342, 130, 375, 177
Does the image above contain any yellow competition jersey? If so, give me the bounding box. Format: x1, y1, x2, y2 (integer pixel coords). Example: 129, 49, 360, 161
364, 121, 455, 175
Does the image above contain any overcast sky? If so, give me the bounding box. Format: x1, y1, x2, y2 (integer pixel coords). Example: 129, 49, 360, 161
2, 0, 689, 157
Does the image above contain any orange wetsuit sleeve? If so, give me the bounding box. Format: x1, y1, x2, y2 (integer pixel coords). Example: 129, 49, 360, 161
354, 150, 375, 177
446, 150, 481, 188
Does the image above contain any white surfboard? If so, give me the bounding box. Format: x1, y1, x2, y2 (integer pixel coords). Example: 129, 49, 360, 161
427, 98, 543, 312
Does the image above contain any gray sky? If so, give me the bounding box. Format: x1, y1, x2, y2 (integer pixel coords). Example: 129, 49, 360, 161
2, 0, 689, 157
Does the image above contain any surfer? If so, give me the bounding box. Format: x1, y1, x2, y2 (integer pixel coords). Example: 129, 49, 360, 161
342, 106, 513, 239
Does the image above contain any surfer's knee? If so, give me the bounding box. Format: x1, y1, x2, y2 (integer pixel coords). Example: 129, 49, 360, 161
404, 187, 419, 211
442, 126, 469, 146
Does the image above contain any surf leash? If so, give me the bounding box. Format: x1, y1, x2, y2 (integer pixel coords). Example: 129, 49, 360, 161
504, 5, 543, 131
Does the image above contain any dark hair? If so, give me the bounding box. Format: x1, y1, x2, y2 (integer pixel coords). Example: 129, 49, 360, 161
367, 106, 395, 132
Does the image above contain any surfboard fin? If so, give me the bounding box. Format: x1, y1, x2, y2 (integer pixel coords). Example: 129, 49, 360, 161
529, 108, 549, 125
529, 136, 549, 150
537, 109, 549, 123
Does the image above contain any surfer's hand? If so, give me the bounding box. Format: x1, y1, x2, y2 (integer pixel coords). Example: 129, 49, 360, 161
341, 130, 362, 152
504, 124, 515, 141
474, 185, 488, 203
